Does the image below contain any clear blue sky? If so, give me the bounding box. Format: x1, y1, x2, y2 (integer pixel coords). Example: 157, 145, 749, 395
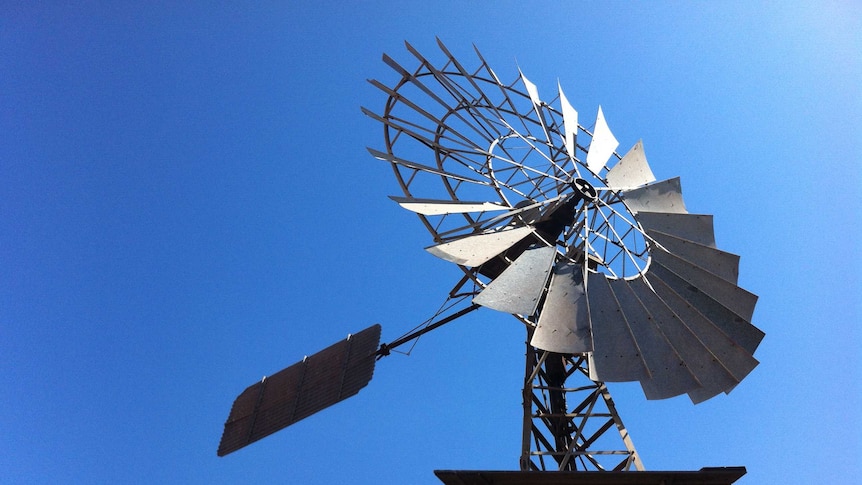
1, 2, 859, 484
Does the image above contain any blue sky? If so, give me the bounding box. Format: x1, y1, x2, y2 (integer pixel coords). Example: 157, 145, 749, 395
1, 2, 859, 484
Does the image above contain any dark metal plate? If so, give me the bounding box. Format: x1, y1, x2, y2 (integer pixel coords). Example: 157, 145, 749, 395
217, 324, 381, 456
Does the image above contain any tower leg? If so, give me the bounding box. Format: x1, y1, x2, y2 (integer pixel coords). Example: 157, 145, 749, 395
520, 329, 644, 471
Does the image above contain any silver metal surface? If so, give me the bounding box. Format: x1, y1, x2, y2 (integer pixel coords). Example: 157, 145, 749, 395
622, 177, 687, 214
647, 275, 759, 386
648, 230, 739, 284
425, 226, 535, 267
474, 246, 557, 315
609, 279, 698, 400
648, 264, 764, 355
651, 250, 757, 322
635, 212, 716, 247
605, 140, 656, 190
585, 106, 619, 174
557, 83, 578, 161
629, 279, 738, 403
520, 69, 543, 115
531, 262, 592, 354
389, 196, 509, 216
586, 273, 649, 382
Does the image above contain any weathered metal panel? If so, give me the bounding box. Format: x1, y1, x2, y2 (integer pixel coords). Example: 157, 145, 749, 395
609, 279, 698, 400
651, 251, 757, 322
217, 324, 381, 456
647, 275, 759, 385
648, 230, 740, 284
531, 262, 592, 354
425, 226, 534, 267
622, 177, 687, 214
473, 246, 556, 316
636, 212, 715, 247
605, 140, 656, 190
649, 264, 764, 355
629, 279, 739, 403
586, 273, 649, 382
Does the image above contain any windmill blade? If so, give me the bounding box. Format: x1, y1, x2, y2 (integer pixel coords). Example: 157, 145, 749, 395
519, 69, 553, 146
622, 177, 687, 214
647, 263, 764, 355
628, 279, 740, 403
557, 83, 578, 161
218, 324, 381, 456
650, 249, 757, 322
647, 230, 740, 284
608, 279, 699, 400
605, 140, 656, 190
531, 262, 592, 354
519, 69, 542, 111
425, 226, 535, 267
646, 275, 759, 387
637, 211, 716, 248
389, 196, 509, 216
584, 106, 619, 174
473, 245, 557, 315
586, 272, 649, 383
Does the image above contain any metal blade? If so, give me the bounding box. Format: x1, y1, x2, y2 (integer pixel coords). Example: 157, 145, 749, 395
425, 226, 535, 267
647, 275, 759, 386
218, 324, 381, 456
608, 279, 699, 399
648, 264, 764, 355
531, 262, 592, 354
520, 69, 542, 108
636, 212, 716, 247
389, 196, 509, 216
557, 83, 578, 161
651, 250, 757, 322
585, 106, 619, 174
628, 279, 739, 403
622, 177, 687, 214
586, 272, 649, 382
647, 230, 740, 284
473, 246, 557, 315
605, 140, 656, 190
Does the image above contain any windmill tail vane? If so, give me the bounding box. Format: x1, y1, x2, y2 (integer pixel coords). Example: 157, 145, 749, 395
217, 39, 763, 475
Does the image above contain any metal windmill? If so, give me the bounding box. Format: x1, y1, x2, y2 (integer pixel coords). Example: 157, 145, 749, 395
218, 40, 763, 477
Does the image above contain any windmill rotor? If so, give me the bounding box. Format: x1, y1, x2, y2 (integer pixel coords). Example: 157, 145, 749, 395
365, 38, 763, 404
218, 39, 763, 475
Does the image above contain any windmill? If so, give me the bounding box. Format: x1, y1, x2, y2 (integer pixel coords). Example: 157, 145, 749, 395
218, 40, 763, 480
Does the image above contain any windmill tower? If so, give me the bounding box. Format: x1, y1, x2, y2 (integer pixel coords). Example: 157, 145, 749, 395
218, 40, 762, 483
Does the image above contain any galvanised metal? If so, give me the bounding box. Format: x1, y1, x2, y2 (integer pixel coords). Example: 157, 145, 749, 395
520, 344, 643, 472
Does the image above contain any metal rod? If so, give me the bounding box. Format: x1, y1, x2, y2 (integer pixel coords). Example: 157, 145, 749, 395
376, 303, 481, 358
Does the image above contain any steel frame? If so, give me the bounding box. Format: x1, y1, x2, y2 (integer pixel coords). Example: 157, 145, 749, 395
520, 328, 643, 472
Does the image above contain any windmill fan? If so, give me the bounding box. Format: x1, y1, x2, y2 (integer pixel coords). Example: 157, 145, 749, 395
218, 40, 763, 475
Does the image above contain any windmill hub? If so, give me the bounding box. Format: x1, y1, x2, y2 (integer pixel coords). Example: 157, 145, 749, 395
570, 177, 598, 202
